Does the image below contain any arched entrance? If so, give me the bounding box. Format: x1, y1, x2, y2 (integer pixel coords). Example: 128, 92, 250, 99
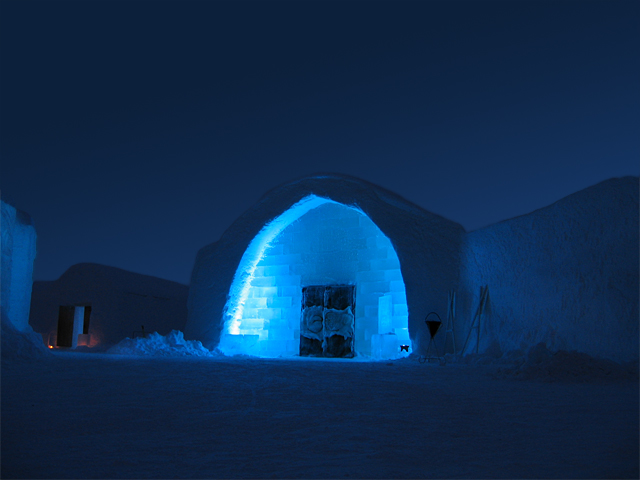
218, 195, 410, 359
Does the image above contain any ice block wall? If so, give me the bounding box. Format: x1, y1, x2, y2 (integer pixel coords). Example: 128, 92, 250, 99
219, 198, 409, 358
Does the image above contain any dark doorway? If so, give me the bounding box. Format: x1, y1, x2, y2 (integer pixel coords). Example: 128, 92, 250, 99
56, 306, 76, 347
56, 305, 91, 348
82, 306, 92, 334
300, 285, 355, 358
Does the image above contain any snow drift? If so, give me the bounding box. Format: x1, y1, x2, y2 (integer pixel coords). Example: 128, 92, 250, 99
446, 342, 639, 383
107, 330, 214, 357
1, 310, 48, 361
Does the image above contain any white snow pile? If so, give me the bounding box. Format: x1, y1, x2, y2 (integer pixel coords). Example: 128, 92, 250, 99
1, 309, 49, 363
107, 330, 215, 357
449, 343, 639, 383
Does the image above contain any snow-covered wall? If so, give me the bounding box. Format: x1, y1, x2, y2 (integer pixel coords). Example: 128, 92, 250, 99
1, 200, 48, 361
1, 200, 37, 331
187, 174, 465, 354
458, 177, 639, 363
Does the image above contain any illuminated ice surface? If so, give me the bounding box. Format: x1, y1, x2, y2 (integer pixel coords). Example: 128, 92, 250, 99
219, 196, 410, 359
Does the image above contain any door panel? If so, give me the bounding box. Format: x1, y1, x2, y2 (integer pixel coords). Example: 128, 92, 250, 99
300, 286, 324, 356
324, 285, 355, 357
300, 285, 355, 358
324, 285, 354, 310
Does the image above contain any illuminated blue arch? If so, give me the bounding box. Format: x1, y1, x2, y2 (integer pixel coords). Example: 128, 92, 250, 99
219, 195, 410, 359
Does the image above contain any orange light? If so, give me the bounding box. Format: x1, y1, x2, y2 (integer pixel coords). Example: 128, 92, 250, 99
48, 345, 54, 349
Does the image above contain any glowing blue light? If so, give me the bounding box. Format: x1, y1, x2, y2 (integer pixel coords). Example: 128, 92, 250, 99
224, 196, 343, 335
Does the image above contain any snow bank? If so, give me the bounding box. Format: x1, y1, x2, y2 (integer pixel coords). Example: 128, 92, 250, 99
458, 177, 639, 363
1, 307, 48, 362
454, 343, 639, 383
107, 330, 215, 357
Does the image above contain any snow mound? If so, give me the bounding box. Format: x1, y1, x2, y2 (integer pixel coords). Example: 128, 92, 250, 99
1, 307, 48, 363
456, 343, 639, 383
107, 330, 215, 357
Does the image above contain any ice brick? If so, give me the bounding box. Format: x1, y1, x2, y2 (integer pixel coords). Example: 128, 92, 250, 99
267, 296, 292, 308
356, 270, 386, 282
393, 303, 408, 316
252, 276, 276, 287
378, 294, 393, 334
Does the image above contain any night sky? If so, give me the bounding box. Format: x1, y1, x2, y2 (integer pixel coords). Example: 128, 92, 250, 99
1, 0, 638, 285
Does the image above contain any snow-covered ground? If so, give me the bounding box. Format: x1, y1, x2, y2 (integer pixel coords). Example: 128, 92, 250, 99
2, 346, 638, 479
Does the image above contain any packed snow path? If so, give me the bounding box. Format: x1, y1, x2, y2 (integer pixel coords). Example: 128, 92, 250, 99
2, 353, 638, 479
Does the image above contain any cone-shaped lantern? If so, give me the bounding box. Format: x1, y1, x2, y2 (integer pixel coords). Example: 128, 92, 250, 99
426, 320, 441, 338
420, 312, 444, 364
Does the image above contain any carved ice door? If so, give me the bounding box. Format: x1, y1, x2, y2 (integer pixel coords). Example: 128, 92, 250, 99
300, 285, 355, 358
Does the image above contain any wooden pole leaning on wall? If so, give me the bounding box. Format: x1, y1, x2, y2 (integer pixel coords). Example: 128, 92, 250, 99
461, 285, 489, 355
444, 290, 457, 355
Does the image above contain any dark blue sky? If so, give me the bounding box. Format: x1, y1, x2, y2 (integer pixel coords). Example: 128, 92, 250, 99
1, 0, 638, 285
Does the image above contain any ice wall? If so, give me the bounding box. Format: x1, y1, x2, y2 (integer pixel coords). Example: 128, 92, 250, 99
218, 200, 409, 358
1, 200, 47, 361
1, 200, 37, 331
459, 177, 639, 363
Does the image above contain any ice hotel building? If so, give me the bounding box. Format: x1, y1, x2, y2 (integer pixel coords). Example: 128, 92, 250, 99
186, 174, 464, 359
185, 174, 638, 362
